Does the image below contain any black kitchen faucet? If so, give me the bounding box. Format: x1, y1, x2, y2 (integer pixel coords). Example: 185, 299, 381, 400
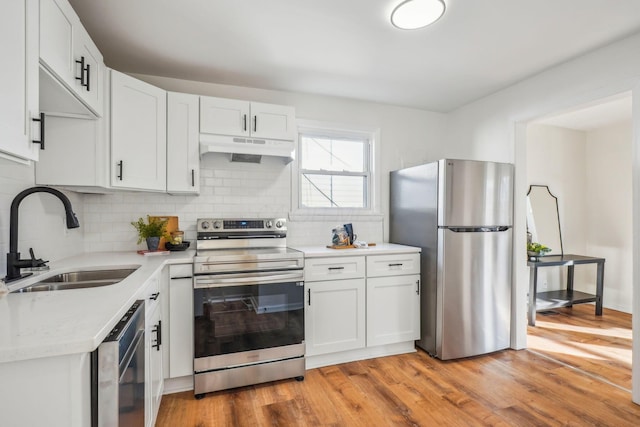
4, 186, 80, 282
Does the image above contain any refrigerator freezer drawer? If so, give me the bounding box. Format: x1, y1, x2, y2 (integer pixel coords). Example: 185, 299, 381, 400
438, 159, 513, 227
436, 228, 512, 360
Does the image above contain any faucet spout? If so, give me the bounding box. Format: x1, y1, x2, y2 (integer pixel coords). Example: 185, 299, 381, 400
5, 186, 80, 282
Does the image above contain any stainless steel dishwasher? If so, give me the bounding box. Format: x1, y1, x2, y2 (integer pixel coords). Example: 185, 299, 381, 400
94, 300, 146, 427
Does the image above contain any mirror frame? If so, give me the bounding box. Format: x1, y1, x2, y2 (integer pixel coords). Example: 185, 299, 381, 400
526, 184, 564, 255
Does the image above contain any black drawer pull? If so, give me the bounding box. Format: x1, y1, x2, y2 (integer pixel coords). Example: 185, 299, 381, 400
149, 292, 160, 301
328, 266, 345, 271
388, 263, 403, 267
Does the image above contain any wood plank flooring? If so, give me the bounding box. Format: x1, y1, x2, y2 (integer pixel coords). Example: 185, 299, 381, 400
527, 304, 632, 391
157, 305, 637, 426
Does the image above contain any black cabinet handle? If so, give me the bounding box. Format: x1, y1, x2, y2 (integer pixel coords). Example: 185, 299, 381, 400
75, 56, 86, 87
117, 161, 123, 180
85, 63, 91, 91
152, 320, 162, 350
75, 57, 90, 91
388, 263, 403, 267
416, 280, 420, 295
253, 115, 257, 132
243, 114, 247, 132
32, 113, 45, 150
307, 289, 311, 306
191, 169, 195, 187
328, 266, 344, 271
149, 292, 160, 301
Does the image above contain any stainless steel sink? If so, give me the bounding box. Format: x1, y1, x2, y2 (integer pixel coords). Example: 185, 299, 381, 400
12, 267, 140, 293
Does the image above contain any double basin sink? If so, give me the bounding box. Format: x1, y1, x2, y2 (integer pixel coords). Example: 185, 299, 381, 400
12, 267, 139, 293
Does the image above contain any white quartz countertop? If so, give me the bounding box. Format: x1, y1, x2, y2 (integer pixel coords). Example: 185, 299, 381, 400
0, 251, 194, 364
293, 243, 420, 257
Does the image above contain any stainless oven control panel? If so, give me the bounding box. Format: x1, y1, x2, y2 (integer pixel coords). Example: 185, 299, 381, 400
197, 218, 287, 234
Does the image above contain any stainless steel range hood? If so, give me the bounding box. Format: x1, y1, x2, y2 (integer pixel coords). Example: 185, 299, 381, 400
200, 134, 295, 164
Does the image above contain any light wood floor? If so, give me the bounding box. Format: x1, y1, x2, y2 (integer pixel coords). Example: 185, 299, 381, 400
527, 304, 632, 391
158, 306, 638, 426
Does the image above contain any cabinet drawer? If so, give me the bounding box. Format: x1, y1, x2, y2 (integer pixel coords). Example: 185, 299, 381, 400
169, 264, 192, 279
366, 253, 420, 277
304, 256, 365, 282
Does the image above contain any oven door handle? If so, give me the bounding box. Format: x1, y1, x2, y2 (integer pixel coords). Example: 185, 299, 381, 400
194, 271, 303, 288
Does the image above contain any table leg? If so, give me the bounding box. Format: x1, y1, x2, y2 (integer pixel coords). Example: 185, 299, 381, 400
528, 267, 538, 326
595, 261, 605, 316
567, 265, 574, 308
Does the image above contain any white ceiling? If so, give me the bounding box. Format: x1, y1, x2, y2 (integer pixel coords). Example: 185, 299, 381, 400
68, 0, 640, 112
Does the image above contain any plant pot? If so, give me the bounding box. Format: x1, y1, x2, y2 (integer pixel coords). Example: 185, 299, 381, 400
146, 237, 160, 251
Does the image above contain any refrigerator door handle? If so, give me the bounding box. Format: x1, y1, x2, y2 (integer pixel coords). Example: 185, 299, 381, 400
445, 226, 510, 233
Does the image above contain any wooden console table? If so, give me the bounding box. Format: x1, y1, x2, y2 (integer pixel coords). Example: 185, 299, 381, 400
527, 254, 605, 326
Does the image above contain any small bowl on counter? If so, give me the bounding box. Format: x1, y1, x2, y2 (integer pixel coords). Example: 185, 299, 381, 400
165, 241, 191, 251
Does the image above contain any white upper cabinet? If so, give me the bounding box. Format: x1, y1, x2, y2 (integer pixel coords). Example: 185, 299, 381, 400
0, 0, 40, 162
200, 96, 295, 141
110, 70, 167, 192
39, 0, 104, 117
167, 92, 200, 194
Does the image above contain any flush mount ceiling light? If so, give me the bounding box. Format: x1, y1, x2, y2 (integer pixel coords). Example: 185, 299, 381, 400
390, 0, 446, 30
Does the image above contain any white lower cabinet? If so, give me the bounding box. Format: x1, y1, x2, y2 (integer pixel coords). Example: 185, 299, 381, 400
303, 250, 421, 368
367, 274, 421, 346
305, 278, 366, 356
140, 271, 163, 427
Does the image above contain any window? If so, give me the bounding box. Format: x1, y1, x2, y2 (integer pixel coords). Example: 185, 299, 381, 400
293, 120, 378, 216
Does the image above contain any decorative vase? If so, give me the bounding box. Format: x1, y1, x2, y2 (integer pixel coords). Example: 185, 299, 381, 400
146, 236, 160, 251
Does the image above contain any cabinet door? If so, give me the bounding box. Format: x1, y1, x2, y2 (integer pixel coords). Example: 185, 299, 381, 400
167, 92, 200, 194
0, 0, 40, 161
367, 274, 420, 347
169, 276, 194, 378
146, 304, 163, 427
73, 29, 104, 116
250, 102, 296, 141
39, 0, 74, 87
111, 70, 167, 191
35, 115, 105, 186
200, 96, 249, 137
305, 278, 366, 356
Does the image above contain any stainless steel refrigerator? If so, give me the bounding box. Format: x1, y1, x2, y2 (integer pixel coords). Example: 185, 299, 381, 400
390, 159, 513, 360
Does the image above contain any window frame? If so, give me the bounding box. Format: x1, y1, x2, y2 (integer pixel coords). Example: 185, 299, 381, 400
291, 119, 382, 220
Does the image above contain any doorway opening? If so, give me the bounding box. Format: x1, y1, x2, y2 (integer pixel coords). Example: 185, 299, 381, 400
523, 92, 633, 392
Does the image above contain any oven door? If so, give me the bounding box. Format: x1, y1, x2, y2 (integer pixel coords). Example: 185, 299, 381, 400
193, 270, 304, 365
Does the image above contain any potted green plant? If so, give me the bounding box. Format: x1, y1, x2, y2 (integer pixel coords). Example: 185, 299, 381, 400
131, 216, 169, 251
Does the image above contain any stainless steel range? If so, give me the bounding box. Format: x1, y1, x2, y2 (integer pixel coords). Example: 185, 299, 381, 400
193, 218, 305, 397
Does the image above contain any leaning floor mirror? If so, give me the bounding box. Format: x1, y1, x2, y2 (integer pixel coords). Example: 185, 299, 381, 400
526, 185, 564, 256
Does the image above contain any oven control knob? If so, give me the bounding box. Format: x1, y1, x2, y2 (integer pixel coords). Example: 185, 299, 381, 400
275, 220, 284, 229
265, 220, 273, 229
213, 220, 223, 229
201, 221, 210, 230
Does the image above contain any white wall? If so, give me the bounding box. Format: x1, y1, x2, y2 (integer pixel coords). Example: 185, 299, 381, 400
586, 121, 633, 312
0, 159, 84, 276
446, 31, 640, 402
81, 74, 448, 251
